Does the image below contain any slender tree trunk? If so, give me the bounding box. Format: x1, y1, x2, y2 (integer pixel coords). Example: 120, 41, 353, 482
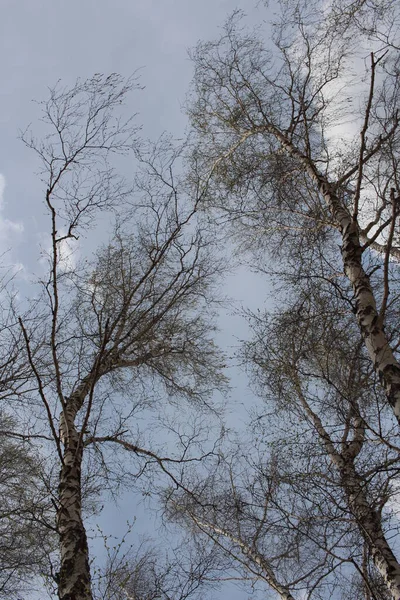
269, 127, 400, 425
340, 457, 400, 600
323, 182, 400, 424
191, 516, 297, 600
293, 377, 400, 599
57, 431, 92, 600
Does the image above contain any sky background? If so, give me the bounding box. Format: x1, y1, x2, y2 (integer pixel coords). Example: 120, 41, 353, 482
0, 0, 272, 298
1, 2, 275, 599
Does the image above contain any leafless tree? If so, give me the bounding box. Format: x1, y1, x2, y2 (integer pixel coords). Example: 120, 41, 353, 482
9, 2, 400, 599
243, 284, 400, 599
162, 1, 400, 599
165, 291, 400, 599
187, 0, 400, 424
17, 74, 226, 600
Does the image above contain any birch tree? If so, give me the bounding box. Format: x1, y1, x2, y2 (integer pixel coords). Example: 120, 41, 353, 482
166, 289, 400, 599
187, 0, 400, 423
244, 286, 400, 599
163, 2, 400, 599
18, 75, 225, 600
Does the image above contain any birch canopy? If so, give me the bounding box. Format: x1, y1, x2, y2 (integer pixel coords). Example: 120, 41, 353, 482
188, 0, 400, 421
16, 75, 225, 600
163, 1, 400, 600
4, 2, 400, 600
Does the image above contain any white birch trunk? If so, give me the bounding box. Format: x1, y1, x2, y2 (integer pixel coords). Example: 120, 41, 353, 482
58, 377, 95, 600
294, 376, 400, 599
191, 516, 297, 600
270, 128, 400, 425
322, 182, 400, 423
340, 457, 400, 600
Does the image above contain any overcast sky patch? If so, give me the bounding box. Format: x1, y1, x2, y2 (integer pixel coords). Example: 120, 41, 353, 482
0, 173, 24, 256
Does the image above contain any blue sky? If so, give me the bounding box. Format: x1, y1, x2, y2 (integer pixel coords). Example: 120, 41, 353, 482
0, 0, 271, 277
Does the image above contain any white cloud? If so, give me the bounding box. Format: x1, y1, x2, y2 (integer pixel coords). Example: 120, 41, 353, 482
58, 235, 79, 273
0, 175, 4, 208
0, 174, 24, 255
37, 230, 79, 275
